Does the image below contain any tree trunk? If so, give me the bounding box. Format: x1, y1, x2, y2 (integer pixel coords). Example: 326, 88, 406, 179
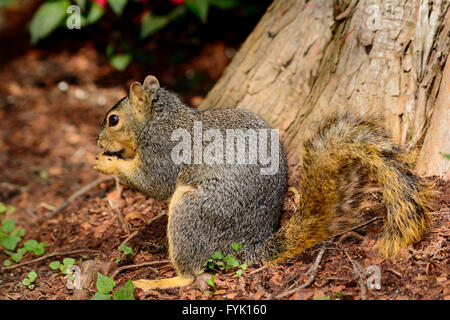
200, 0, 450, 179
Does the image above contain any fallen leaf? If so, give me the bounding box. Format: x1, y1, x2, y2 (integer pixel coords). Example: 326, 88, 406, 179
253, 289, 265, 300
125, 212, 146, 222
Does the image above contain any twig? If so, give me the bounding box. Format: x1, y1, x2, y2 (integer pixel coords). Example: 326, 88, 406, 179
39, 202, 57, 212
274, 246, 327, 299
248, 266, 267, 275
343, 250, 367, 300
47, 175, 115, 218
111, 260, 171, 279
119, 211, 167, 248
1, 249, 100, 271
387, 268, 402, 278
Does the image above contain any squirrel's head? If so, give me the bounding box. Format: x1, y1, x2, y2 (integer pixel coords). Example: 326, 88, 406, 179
97, 75, 160, 159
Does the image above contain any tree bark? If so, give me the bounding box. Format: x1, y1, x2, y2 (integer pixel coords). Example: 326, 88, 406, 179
200, 0, 450, 179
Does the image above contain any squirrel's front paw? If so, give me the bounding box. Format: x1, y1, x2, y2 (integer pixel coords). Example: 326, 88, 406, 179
93, 153, 119, 175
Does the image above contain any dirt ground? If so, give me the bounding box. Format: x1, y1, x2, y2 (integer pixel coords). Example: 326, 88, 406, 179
0, 41, 449, 300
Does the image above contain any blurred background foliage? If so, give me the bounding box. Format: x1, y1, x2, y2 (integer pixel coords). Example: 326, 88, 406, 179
0, 0, 270, 96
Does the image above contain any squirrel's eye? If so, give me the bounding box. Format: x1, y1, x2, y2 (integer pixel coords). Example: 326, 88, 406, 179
108, 114, 119, 127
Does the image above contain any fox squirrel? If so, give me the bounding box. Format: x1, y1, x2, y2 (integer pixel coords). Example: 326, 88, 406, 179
94, 75, 432, 291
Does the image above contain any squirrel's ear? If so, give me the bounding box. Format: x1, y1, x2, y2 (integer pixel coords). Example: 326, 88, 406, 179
143, 75, 160, 90
129, 82, 147, 113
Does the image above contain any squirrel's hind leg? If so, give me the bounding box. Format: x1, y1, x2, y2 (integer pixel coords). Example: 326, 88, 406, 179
133, 184, 198, 292
133, 275, 194, 291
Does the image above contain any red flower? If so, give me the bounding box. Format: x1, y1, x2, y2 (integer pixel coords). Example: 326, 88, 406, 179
169, 0, 185, 4
91, 0, 107, 8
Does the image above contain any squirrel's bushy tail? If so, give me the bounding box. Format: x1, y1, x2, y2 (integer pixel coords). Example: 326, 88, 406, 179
263, 113, 432, 264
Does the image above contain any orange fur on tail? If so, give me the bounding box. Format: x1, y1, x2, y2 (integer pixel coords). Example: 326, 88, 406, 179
264, 113, 432, 264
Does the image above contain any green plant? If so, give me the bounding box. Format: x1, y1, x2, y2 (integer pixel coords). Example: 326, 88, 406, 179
91, 273, 135, 300
205, 274, 216, 295
0, 202, 16, 216
29, 0, 104, 45
23, 240, 46, 256
49, 257, 76, 275
0, 218, 24, 252
39, 170, 49, 180
0, 0, 16, 9
27, 0, 260, 70
22, 270, 38, 290
0, 208, 46, 266
198, 243, 247, 278
115, 243, 135, 263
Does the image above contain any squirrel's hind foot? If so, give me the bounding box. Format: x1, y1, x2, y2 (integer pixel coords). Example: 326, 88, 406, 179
133, 275, 194, 291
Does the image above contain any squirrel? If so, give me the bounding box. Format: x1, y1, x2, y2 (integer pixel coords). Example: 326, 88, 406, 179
93, 75, 432, 291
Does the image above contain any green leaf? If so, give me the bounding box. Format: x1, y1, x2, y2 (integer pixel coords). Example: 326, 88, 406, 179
9, 247, 28, 263
206, 275, 215, 287
240, 263, 247, 270
29, 0, 71, 44
0, 203, 6, 213
234, 269, 243, 277
443, 153, 450, 160
1, 219, 15, 234
110, 54, 132, 71
0, 0, 15, 9
96, 273, 116, 294
140, 13, 169, 39
49, 261, 61, 270
24, 239, 38, 251
7, 205, 15, 214
113, 280, 134, 300
74, 0, 86, 10
210, 0, 238, 9
3, 259, 12, 267
22, 270, 37, 287
28, 271, 38, 281
39, 170, 48, 179
33, 242, 46, 256
91, 292, 112, 300
107, 0, 127, 16
14, 228, 25, 238
119, 243, 134, 256
224, 254, 239, 269
186, 0, 209, 23
211, 251, 223, 260
231, 243, 242, 251
1, 234, 21, 251
85, 1, 104, 25
63, 257, 75, 267
168, 5, 187, 20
